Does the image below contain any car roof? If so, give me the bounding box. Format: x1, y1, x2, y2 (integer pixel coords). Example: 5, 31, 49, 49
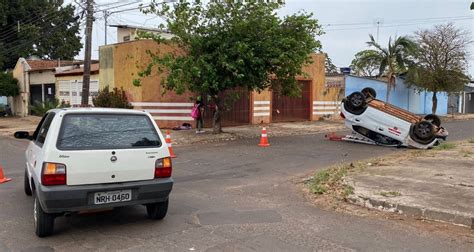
48, 107, 147, 115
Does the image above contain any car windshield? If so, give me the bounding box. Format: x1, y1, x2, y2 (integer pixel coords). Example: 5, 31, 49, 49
57, 113, 161, 150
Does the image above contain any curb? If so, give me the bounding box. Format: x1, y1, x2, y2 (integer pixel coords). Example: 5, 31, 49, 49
347, 194, 474, 229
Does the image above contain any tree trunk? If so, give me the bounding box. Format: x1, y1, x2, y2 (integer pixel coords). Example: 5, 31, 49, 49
212, 105, 222, 134
432, 91, 437, 114
386, 86, 391, 103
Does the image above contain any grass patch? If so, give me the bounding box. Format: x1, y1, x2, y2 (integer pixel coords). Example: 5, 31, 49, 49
380, 191, 402, 197
307, 163, 353, 199
434, 142, 456, 150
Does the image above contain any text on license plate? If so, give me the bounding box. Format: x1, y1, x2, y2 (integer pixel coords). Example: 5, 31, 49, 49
94, 190, 132, 205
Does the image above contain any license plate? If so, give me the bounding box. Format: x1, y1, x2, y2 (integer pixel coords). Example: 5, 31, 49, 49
94, 190, 132, 205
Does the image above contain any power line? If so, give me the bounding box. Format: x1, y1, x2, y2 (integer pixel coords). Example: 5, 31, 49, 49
322, 15, 474, 27
324, 17, 474, 32
0, 2, 84, 40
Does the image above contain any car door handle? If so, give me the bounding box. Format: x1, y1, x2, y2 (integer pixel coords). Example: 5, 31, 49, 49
378, 128, 384, 131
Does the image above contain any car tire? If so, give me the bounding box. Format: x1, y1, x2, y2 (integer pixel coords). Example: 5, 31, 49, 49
146, 200, 168, 220
361, 87, 376, 98
24, 169, 32, 196
424, 114, 441, 127
410, 121, 436, 144
344, 91, 367, 115
34, 194, 55, 237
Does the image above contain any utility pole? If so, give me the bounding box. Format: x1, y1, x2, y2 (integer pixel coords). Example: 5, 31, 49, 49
103, 10, 109, 45
81, 0, 93, 106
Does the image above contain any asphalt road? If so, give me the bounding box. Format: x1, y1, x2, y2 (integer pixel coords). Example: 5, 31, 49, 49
1, 120, 473, 251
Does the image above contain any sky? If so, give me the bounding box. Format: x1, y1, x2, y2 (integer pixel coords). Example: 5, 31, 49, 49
72, 0, 474, 76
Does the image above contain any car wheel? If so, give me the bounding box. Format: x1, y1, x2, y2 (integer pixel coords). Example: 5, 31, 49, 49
361, 87, 376, 98
344, 92, 367, 115
34, 194, 55, 237
146, 200, 168, 220
410, 121, 436, 144
424, 114, 441, 127
24, 169, 32, 196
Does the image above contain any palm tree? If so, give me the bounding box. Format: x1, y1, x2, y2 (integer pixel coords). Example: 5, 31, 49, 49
365, 34, 416, 101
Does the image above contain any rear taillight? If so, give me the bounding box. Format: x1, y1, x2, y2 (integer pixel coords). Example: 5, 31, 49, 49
155, 157, 172, 178
42, 162, 66, 186
340, 112, 346, 119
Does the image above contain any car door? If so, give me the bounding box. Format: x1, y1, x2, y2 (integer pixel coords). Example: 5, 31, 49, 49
28, 113, 56, 181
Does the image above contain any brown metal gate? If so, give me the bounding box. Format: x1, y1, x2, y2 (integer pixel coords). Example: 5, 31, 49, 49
203, 88, 250, 127
272, 80, 311, 122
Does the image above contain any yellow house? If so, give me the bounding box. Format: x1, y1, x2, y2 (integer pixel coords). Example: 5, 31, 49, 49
99, 39, 342, 128
55, 63, 100, 106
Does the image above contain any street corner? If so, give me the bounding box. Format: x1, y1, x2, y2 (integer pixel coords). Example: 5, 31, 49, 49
342, 140, 474, 229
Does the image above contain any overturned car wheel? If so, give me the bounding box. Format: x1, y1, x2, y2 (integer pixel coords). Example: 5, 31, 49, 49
410, 121, 436, 144
361, 87, 376, 99
344, 91, 367, 115
424, 114, 441, 127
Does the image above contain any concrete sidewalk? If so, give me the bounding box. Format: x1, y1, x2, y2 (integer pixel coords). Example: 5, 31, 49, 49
346, 141, 474, 229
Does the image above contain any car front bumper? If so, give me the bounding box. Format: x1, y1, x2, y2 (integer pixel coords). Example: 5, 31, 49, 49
36, 178, 173, 214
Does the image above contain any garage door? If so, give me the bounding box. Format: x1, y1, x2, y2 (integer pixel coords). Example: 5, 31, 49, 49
203, 87, 250, 127
272, 80, 311, 122
58, 80, 99, 106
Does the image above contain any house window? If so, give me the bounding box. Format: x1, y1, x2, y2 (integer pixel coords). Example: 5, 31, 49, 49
123, 35, 130, 42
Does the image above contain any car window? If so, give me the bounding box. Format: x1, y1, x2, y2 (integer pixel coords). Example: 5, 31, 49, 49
36, 112, 56, 146
56, 113, 161, 150
31, 114, 49, 141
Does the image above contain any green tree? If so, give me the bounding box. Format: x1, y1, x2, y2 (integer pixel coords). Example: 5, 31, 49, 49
93, 86, 133, 109
324, 53, 338, 74
350, 49, 382, 77
361, 35, 416, 101
136, 0, 322, 133
406, 24, 471, 114
0, 72, 19, 97
0, 0, 82, 70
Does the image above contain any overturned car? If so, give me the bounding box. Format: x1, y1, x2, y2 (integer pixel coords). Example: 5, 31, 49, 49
340, 87, 448, 149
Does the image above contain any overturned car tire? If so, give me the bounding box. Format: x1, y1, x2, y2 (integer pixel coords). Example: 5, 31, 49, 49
423, 114, 441, 127
361, 87, 376, 99
410, 121, 436, 145
344, 91, 367, 115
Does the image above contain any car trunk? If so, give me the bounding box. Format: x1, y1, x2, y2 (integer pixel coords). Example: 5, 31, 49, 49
63, 148, 159, 186
54, 113, 166, 186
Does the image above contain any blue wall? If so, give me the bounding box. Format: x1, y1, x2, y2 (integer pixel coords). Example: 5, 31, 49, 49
345, 75, 448, 115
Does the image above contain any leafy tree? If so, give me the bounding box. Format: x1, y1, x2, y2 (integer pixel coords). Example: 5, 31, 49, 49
406, 24, 471, 114
361, 35, 416, 101
136, 0, 322, 133
350, 50, 382, 77
0, 0, 82, 70
0, 72, 19, 97
324, 53, 338, 74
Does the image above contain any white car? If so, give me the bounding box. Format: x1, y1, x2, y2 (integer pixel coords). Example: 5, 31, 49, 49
341, 88, 448, 148
14, 108, 173, 237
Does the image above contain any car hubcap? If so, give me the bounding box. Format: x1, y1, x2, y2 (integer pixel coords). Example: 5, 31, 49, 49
417, 124, 432, 137
351, 94, 363, 106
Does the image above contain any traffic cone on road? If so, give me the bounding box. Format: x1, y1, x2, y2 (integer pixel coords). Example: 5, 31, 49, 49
165, 130, 177, 158
0, 164, 12, 184
258, 127, 270, 147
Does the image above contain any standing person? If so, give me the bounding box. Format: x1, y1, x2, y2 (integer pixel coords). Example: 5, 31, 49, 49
191, 97, 205, 133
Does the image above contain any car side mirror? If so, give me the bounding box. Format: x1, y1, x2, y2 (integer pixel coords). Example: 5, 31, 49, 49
14, 131, 33, 140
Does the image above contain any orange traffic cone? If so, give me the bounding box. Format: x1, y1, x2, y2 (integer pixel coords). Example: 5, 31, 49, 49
258, 127, 270, 147
165, 130, 177, 158
0, 164, 12, 184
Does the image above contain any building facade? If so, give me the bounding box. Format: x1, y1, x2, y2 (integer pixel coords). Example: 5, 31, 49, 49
55, 63, 100, 106
10, 58, 92, 116
99, 39, 341, 128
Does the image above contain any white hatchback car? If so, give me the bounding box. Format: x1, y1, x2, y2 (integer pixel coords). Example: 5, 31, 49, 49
341, 88, 448, 148
14, 108, 173, 237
